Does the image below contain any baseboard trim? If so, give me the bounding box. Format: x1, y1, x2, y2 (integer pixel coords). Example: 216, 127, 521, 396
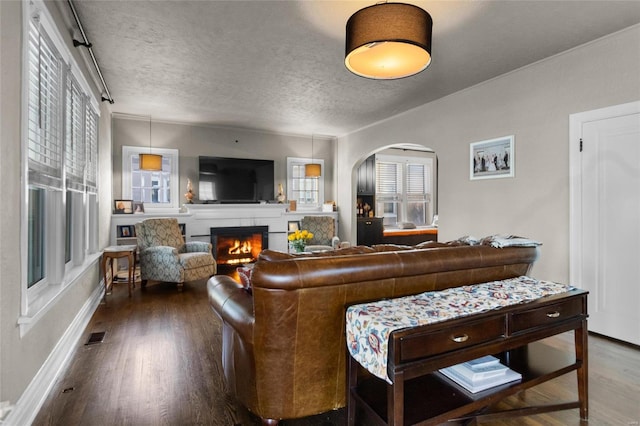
3, 284, 103, 426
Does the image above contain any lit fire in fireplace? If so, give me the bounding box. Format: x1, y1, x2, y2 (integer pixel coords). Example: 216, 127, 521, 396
226, 240, 254, 264
214, 231, 265, 265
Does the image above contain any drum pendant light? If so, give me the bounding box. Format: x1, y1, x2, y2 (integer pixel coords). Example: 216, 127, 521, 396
139, 118, 162, 171
305, 134, 321, 178
345, 2, 432, 80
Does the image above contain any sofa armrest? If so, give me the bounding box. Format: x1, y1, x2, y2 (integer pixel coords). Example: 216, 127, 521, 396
183, 241, 212, 253
207, 275, 254, 344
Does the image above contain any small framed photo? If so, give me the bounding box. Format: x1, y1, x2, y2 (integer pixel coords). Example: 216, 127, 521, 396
114, 199, 133, 214
121, 226, 131, 237
133, 201, 145, 214
470, 135, 515, 180
288, 221, 300, 232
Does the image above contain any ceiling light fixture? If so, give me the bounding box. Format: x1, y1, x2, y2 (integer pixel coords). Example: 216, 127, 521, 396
305, 134, 321, 178
139, 118, 163, 171
345, 2, 433, 80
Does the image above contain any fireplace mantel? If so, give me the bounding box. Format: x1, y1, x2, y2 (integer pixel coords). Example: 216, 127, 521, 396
111, 203, 336, 254
184, 203, 288, 219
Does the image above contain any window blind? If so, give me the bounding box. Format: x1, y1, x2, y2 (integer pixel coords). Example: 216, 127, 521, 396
376, 161, 401, 197
85, 106, 99, 191
65, 73, 85, 191
27, 21, 63, 189
406, 163, 425, 194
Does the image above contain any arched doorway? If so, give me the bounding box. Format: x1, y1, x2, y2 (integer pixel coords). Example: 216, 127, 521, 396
352, 144, 438, 246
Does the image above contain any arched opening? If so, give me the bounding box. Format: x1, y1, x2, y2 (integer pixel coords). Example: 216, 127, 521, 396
352, 143, 438, 246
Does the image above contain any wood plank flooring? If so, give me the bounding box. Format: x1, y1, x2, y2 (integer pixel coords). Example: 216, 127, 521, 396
33, 278, 640, 426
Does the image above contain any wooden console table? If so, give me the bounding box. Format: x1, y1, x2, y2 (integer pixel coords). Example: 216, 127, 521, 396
346, 281, 588, 425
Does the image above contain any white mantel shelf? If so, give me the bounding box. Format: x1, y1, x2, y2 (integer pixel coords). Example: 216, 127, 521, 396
110, 203, 337, 254
185, 203, 288, 219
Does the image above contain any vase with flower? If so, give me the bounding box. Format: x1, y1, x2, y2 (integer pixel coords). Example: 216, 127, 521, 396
288, 229, 314, 252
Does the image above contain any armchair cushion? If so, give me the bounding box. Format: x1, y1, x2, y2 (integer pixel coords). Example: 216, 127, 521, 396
179, 252, 216, 270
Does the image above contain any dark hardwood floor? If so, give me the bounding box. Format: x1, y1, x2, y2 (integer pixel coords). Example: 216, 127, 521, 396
33, 277, 640, 426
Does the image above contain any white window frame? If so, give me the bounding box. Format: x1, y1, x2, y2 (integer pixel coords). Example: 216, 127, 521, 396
122, 146, 180, 210
20, 0, 101, 335
286, 157, 325, 210
376, 154, 433, 227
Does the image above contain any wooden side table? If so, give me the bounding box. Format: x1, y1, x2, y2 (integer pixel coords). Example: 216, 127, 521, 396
102, 245, 137, 301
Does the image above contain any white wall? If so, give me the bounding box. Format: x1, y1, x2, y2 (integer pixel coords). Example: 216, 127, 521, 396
111, 115, 336, 206
337, 25, 640, 283
0, 0, 112, 411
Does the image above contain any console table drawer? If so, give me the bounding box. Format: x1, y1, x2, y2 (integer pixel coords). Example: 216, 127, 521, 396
397, 316, 505, 361
511, 297, 584, 333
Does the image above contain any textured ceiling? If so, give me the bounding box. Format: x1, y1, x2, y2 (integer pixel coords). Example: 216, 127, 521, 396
66, 1, 640, 137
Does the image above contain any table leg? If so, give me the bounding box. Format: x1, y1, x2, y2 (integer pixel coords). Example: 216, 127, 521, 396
101, 255, 108, 303
388, 371, 404, 426
575, 319, 589, 420
347, 354, 358, 425
127, 252, 133, 297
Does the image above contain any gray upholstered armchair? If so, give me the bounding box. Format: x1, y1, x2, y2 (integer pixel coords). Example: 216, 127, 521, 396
300, 216, 349, 251
135, 218, 216, 289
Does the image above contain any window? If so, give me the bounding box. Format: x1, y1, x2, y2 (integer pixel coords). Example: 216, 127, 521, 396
122, 146, 179, 209
22, 0, 100, 325
286, 157, 325, 210
27, 187, 45, 288
376, 154, 433, 227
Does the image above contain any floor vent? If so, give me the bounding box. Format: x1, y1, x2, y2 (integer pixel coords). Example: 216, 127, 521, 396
85, 331, 106, 345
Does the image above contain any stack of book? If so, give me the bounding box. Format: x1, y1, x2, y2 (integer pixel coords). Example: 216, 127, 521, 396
439, 355, 522, 393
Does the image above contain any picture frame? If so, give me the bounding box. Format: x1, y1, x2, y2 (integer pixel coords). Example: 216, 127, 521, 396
288, 221, 300, 232
114, 199, 134, 214
133, 201, 145, 214
121, 226, 131, 237
470, 135, 515, 180
179, 223, 186, 236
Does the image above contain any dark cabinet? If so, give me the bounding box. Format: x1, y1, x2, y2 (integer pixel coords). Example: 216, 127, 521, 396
357, 217, 383, 246
357, 155, 376, 195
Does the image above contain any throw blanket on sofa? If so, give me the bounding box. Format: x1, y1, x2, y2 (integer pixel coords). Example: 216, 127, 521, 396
345, 276, 573, 383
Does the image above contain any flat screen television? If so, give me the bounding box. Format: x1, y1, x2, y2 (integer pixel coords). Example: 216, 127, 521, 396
198, 156, 274, 203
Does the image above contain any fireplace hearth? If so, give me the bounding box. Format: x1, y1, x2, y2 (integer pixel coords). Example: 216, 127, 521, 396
210, 226, 268, 265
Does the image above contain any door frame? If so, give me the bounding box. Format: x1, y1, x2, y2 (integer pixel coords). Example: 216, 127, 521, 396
568, 100, 640, 287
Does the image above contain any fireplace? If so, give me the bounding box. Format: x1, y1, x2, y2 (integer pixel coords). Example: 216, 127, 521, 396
210, 226, 269, 265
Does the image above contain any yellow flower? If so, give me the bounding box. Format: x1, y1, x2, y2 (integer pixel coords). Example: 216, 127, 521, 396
288, 229, 314, 241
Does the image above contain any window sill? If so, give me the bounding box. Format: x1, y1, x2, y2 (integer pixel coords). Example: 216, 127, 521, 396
18, 252, 102, 337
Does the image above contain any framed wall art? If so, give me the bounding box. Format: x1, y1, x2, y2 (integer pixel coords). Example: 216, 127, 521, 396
470, 135, 514, 180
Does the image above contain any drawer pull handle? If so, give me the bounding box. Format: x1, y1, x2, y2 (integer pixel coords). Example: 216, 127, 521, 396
451, 334, 469, 343
547, 311, 561, 318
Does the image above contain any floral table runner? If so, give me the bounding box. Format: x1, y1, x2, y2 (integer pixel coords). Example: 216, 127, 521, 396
345, 276, 574, 383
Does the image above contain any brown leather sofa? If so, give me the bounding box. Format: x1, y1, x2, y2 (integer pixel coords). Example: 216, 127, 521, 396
207, 242, 539, 425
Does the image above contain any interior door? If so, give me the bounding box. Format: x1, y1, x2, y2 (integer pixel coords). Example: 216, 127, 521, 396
579, 109, 640, 345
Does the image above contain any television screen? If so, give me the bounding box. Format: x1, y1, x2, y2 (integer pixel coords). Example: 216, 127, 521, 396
198, 156, 274, 203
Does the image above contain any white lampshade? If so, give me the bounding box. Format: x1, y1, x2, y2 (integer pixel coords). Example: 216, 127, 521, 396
345, 3, 432, 79
139, 153, 163, 171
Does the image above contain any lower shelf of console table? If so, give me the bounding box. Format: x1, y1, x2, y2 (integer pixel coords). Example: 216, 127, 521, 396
347, 289, 588, 426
